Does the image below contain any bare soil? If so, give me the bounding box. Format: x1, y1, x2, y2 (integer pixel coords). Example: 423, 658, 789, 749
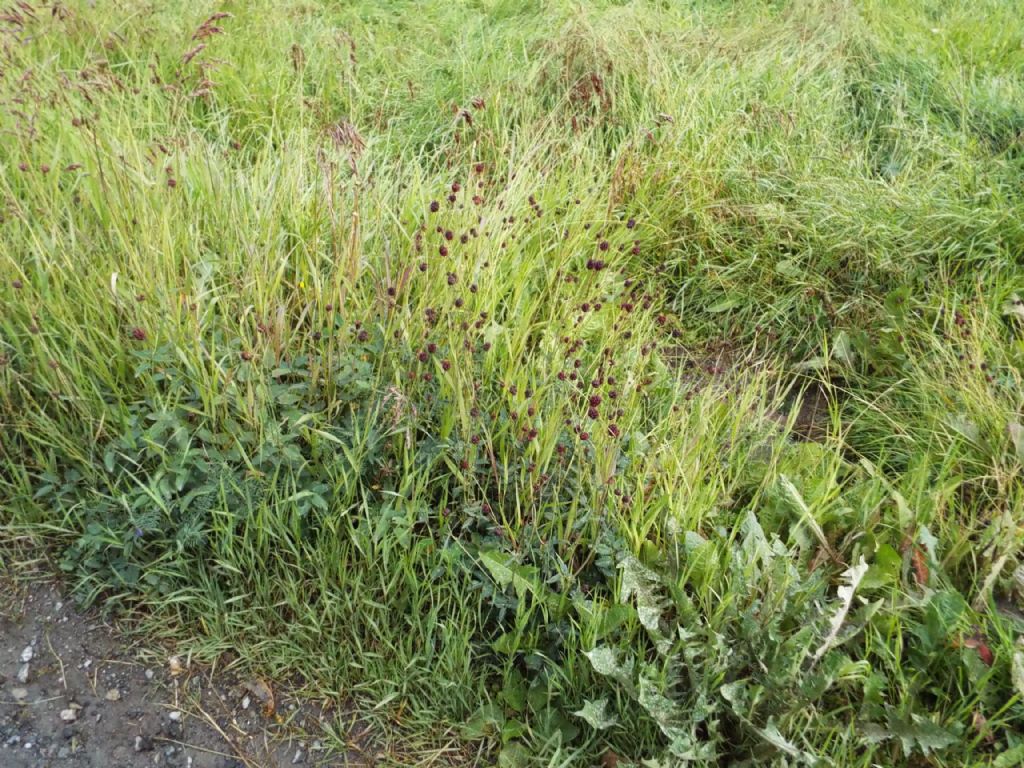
0, 576, 366, 768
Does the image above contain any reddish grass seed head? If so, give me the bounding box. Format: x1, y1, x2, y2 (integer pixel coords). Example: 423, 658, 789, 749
130, 327, 147, 341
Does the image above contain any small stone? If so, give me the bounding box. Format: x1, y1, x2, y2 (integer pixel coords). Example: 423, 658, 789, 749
11, 687, 29, 701
23, 742, 33, 750
16, 663, 30, 683
168, 656, 183, 676
240, 695, 250, 710
168, 710, 181, 722
20, 646, 34, 663
135, 734, 154, 752
60, 709, 78, 723
145, 669, 155, 680
55, 601, 63, 612
105, 688, 121, 701
292, 748, 305, 765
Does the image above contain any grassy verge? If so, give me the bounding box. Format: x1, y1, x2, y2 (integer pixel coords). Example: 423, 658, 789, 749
2, 1, 1023, 765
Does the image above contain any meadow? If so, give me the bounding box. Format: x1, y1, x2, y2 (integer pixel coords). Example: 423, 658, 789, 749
2, 0, 1023, 764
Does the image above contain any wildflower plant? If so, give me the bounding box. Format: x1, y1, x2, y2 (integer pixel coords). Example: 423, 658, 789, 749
2, 1, 1024, 766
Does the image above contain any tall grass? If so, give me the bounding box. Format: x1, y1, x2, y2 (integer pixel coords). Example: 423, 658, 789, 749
2, 1, 1023, 765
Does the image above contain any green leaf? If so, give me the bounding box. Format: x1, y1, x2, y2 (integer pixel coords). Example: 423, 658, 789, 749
480, 550, 540, 598
812, 556, 868, 665
1012, 647, 1024, 698
995, 744, 1024, 768
1001, 294, 1024, 321
461, 702, 505, 739
574, 698, 617, 730
945, 413, 979, 442
585, 646, 635, 690
1008, 421, 1024, 462
707, 296, 741, 313
774, 259, 803, 278
497, 742, 531, 768
889, 714, 958, 757
864, 711, 959, 757
862, 543, 901, 589
756, 720, 803, 758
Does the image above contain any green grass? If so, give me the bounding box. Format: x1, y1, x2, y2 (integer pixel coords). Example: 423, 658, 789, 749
2, 0, 1023, 765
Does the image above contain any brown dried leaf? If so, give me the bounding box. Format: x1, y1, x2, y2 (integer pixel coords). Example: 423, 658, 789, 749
243, 678, 275, 716
962, 633, 995, 666
910, 546, 929, 586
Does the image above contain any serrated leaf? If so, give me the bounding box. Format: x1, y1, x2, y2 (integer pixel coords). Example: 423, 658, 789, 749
756, 720, 802, 758
1012, 648, 1024, 698
585, 646, 635, 689
1008, 421, 1024, 462
1001, 294, 1024, 321
480, 550, 539, 598
869, 711, 959, 757
945, 413, 979, 442
574, 698, 617, 730
812, 556, 868, 665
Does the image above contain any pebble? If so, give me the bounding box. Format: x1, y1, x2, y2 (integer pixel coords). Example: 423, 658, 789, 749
145, 669, 155, 680
168, 710, 182, 722
241, 695, 251, 710
20, 646, 34, 663
292, 748, 305, 764
11, 687, 29, 701
105, 688, 121, 701
59, 709, 78, 723
16, 663, 30, 683
135, 734, 154, 752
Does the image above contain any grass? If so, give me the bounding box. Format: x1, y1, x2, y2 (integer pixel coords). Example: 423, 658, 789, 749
1, 0, 1023, 764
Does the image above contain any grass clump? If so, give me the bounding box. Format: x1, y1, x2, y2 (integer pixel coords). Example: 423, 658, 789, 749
2, 0, 1023, 765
